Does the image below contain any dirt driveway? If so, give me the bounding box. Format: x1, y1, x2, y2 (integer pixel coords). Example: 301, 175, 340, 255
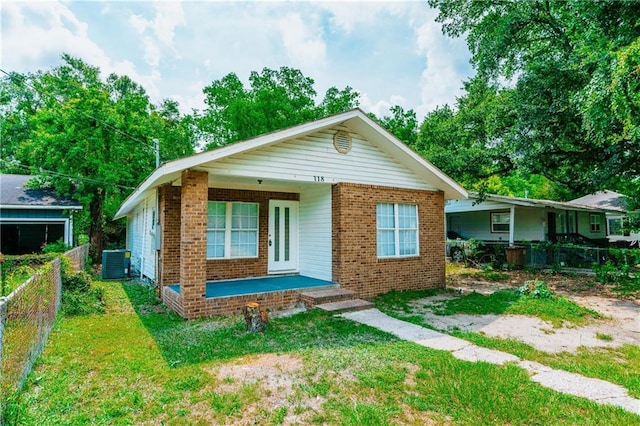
418, 270, 640, 353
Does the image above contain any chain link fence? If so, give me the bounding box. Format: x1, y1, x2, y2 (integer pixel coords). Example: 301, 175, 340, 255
523, 243, 610, 269
0, 244, 88, 422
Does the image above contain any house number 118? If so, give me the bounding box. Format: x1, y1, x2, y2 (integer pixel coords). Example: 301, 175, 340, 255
313, 176, 325, 182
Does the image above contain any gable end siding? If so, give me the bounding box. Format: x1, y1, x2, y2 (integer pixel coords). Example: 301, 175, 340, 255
207, 127, 434, 190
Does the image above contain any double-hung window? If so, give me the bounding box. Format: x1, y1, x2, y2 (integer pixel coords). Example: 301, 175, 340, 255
207, 202, 258, 259
590, 214, 601, 233
491, 212, 510, 233
376, 203, 419, 258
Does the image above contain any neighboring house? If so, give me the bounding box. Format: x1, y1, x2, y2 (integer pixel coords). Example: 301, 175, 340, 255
569, 190, 639, 246
114, 109, 467, 319
445, 193, 611, 247
0, 174, 82, 254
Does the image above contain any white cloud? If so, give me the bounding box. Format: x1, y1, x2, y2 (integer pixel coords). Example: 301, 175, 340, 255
319, 1, 410, 34
275, 13, 327, 70
1, 1, 474, 120
130, 1, 185, 68
1, 2, 96, 69
1, 1, 163, 106
414, 19, 473, 116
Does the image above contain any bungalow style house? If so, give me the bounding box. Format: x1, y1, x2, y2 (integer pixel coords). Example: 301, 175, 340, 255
569, 191, 639, 247
445, 193, 611, 247
0, 174, 82, 254
114, 109, 467, 319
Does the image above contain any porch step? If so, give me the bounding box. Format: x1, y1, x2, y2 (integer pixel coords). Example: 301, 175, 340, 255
315, 299, 375, 313
300, 288, 357, 307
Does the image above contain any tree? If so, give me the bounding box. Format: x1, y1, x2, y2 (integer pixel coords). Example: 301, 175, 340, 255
0, 71, 42, 172
375, 105, 418, 147
417, 78, 513, 187
198, 67, 360, 148
428, 0, 640, 203
2, 54, 195, 261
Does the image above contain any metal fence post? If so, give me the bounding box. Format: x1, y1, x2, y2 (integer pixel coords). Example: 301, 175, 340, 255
0, 296, 7, 402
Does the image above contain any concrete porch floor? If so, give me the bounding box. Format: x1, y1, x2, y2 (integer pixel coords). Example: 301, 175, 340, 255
168, 275, 337, 298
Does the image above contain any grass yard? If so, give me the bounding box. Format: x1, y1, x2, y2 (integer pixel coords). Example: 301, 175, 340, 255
8, 279, 640, 425
375, 266, 640, 401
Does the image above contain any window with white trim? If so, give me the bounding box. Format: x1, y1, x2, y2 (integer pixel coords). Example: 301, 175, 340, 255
207, 202, 258, 259
590, 214, 601, 233
376, 203, 419, 257
491, 212, 510, 233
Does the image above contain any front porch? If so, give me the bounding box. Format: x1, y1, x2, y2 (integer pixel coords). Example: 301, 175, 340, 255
168, 275, 337, 298
162, 274, 338, 317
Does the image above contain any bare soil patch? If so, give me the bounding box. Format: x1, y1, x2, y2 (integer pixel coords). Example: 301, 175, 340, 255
210, 353, 326, 425
437, 270, 640, 353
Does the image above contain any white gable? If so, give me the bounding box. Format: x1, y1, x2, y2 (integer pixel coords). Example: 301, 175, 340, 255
205, 125, 433, 190
115, 109, 467, 219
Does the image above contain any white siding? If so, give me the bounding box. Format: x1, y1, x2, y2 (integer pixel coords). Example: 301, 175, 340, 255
446, 199, 511, 213
298, 185, 332, 281
447, 207, 547, 242
128, 205, 144, 275
127, 192, 156, 280
142, 194, 157, 280
206, 127, 434, 190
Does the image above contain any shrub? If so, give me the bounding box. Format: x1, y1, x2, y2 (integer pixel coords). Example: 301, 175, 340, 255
41, 239, 71, 254
61, 270, 105, 316
608, 248, 640, 267
515, 280, 553, 299
593, 261, 626, 284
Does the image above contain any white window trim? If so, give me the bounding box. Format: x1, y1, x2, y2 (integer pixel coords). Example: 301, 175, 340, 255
207, 201, 259, 260
590, 214, 601, 233
377, 203, 420, 259
490, 211, 510, 234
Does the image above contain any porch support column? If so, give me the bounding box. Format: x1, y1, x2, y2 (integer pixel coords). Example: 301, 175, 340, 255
509, 206, 515, 246
180, 169, 208, 319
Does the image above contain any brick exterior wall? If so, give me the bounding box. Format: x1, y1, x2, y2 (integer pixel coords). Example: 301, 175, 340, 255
162, 285, 184, 317
158, 185, 181, 288
332, 182, 445, 299
179, 170, 209, 319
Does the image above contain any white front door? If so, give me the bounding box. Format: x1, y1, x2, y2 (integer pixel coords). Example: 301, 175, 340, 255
268, 200, 299, 273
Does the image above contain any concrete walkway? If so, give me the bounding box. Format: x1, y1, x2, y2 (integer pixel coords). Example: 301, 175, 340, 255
342, 308, 640, 416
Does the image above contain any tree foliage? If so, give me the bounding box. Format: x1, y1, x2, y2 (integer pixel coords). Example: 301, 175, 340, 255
375, 105, 418, 147
0, 54, 196, 259
198, 66, 360, 148
427, 0, 640, 203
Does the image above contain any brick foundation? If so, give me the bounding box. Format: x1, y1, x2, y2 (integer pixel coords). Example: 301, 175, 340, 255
162, 285, 337, 317
332, 182, 445, 299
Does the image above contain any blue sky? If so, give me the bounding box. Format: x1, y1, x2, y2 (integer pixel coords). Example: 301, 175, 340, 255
1, 1, 474, 120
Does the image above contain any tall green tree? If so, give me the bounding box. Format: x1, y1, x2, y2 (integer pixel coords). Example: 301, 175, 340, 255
375, 105, 418, 147
198, 66, 360, 148
0, 71, 42, 172
428, 0, 640, 202
2, 54, 195, 260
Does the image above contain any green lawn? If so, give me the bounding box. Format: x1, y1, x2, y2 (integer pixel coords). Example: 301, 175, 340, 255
375, 277, 640, 401
9, 280, 640, 425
